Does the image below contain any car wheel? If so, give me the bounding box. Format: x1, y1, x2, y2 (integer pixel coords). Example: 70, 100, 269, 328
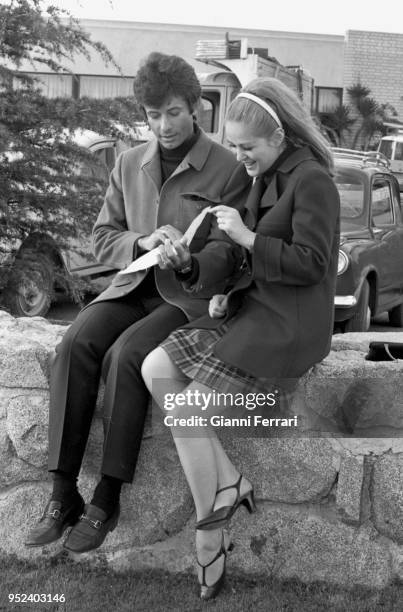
4, 253, 54, 317
388, 302, 403, 327
344, 279, 371, 332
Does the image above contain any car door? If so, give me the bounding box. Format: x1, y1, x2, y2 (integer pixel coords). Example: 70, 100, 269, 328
390, 177, 403, 302
370, 174, 403, 309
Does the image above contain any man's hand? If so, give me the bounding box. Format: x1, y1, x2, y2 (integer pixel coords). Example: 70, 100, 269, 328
137, 225, 184, 252
208, 294, 228, 318
157, 236, 192, 271
210, 205, 256, 250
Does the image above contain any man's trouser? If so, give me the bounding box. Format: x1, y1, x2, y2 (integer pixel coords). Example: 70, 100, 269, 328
47, 290, 187, 482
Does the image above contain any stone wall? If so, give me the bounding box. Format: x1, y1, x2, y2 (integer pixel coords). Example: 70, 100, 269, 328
0, 310, 402, 588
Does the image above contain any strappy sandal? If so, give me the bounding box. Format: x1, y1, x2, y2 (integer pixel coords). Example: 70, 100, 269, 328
196, 474, 256, 531
197, 529, 234, 600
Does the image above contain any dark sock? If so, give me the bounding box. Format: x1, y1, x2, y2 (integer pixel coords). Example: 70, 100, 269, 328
51, 470, 79, 503
90, 475, 123, 518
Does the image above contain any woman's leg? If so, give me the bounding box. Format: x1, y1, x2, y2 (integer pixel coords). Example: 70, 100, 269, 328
142, 349, 242, 586
142, 348, 253, 515
142, 348, 218, 520
210, 437, 253, 510
142, 348, 252, 511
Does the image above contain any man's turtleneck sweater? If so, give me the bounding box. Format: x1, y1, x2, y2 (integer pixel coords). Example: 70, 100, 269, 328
140, 126, 201, 297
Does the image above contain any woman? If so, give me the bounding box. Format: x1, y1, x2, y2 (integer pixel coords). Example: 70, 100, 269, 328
141, 77, 340, 600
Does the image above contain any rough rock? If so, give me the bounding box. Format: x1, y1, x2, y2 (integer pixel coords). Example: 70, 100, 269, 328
0, 420, 45, 487
6, 392, 49, 468
0, 482, 59, 559
301, 356, 403, 435
390, 544, 403, 583
0, 341, 52, 389
0, 314, 403, 589
105, 521, 195, 574
106, 503, 394, 589
329, 437, 403, 455
372, 453, 403, 544
335, 454, 364, 525
0, 313, 64, 389
221, 437, 339, 503
0, 310, 65, 341
229, 504, 392, 588
331, 331, 403, 352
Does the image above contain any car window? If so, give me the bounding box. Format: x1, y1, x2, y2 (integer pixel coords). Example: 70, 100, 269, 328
334, 171, 365, 219
395, 142, 403, 161
199, 93, 220, 133
371, 179, 394, 226
379, 139, 393, 160
77, 148, 110, 182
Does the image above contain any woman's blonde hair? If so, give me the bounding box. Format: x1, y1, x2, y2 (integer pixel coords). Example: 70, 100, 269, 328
226, 77, 333, 171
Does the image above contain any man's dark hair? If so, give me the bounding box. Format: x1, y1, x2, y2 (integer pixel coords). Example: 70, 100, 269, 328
133, 52, 201, 111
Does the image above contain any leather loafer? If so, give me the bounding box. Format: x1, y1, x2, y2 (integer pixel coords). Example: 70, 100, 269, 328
25, 495, 84, 547
63, 503, 120, 553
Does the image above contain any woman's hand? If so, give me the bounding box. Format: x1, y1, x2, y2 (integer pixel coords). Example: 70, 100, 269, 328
211, 206, 256, 250
157, 236, 192, 271
208, 294, 228, 318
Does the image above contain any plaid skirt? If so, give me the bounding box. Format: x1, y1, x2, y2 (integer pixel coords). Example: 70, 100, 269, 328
160, 324, 273, 395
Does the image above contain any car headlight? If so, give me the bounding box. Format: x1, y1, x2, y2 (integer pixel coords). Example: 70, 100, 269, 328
337, 250, 349, 275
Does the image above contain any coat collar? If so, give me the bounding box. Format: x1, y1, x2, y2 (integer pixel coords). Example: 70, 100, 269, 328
243, 146, 317, 228
140, 129, 214, 189
272, 145, 316, 174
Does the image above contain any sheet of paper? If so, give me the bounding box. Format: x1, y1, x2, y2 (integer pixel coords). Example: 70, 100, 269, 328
118, 248, 160, 274
118, 206, 213, 275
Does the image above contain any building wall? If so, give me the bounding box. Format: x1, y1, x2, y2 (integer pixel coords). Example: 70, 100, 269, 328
343, 30, 403, 118
16, 19, 403, 124
30, 19, 344, 89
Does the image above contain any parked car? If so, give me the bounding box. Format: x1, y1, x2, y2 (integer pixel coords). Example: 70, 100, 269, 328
0, 131, 131, 317
333, 148, 403, 331
377, 131, 403, 191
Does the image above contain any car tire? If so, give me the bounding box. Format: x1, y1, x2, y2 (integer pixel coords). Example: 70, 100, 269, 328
388, 302, 403, 327
4, 252, 54, 317
344, 279, 371, 332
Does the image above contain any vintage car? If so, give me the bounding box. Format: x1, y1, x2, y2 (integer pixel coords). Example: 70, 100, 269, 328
0, 131, 129, 317
333, 148, 403, 331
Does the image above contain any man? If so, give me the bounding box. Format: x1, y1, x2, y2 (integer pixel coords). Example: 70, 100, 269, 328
25, 52, 250, 553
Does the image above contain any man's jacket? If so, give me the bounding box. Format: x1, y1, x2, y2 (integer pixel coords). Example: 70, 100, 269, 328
91, 130, 251, 320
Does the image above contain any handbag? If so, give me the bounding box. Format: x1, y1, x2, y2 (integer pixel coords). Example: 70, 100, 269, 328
365, 341, 403, 361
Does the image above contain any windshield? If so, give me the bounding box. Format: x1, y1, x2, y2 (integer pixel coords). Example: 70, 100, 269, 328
334, 168, 366, 228
378, 139, 393, 160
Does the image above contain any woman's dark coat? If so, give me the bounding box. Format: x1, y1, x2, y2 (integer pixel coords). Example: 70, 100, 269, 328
185, 146, 340, 379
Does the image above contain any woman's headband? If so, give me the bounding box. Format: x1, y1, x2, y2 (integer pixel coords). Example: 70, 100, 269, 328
235, 92, 283, 129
